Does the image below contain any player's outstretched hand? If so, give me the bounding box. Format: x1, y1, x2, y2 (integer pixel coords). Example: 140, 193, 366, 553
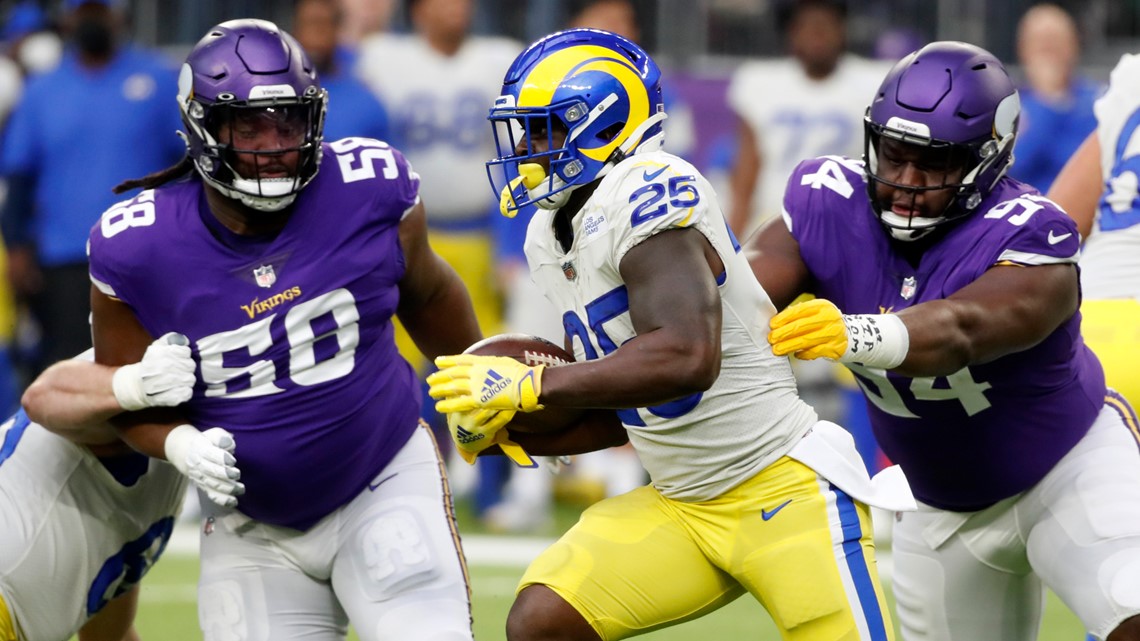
447, 408, 535, 467
164, 425, 245, 507
768, 298, 849, 360
112, 332, 196, 411
428, 354, 545, 413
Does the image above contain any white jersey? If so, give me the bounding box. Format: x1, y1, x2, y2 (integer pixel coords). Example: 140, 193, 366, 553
354, 33, 521, 223
727, 54, 890, 232
525, 150, 817, 501
1086, 53, 1140, 299
0, 412, 186, 641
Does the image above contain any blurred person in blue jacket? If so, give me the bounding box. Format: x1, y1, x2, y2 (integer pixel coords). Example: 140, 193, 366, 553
0, 0, 182, 376
291, 0, 390, 144
1009, 3, 1101, 192
2, 1, 61, 77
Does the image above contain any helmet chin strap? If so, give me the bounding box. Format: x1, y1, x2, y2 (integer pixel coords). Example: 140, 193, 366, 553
527, 111, 670, 211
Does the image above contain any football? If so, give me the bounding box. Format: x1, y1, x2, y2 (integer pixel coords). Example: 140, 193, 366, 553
464, 333, 585, 433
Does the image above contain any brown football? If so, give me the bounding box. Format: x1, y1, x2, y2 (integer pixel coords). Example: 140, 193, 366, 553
464, 333, 585, 433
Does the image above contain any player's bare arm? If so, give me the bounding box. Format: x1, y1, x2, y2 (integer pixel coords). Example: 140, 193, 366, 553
23, 334, 194, 443
894, 262, 1079, 377
728, 118, 762, 236
76, 585, 140, 641
1047, 130, 1100, 239
92, 285, 243, 506
395, 200, 482, 359
22, 361, 121, 445
538, 227, 724, 408
501, 410, 629, 456
91, 286, 181, 458
744, 215, 814, 311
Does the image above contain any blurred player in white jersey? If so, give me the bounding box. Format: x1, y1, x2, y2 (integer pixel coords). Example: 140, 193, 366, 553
727, 0, 889, 236
428, 28, 914, 641
0, 335, 195, 641
1048, 52, 1140, 409
356, 0, 522, 367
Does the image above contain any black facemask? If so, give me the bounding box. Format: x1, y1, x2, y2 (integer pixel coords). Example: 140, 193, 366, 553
73, 18, 115, 57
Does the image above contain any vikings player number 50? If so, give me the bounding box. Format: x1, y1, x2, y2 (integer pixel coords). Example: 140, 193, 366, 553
198, 288, 361, 398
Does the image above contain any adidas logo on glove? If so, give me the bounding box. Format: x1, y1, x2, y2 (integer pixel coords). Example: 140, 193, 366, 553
480, 370, 510, 404
454, 426, 485, 445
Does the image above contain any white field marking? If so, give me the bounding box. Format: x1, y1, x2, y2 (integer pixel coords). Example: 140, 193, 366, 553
139, 575, 524, 604
166, 523, 558, 566
165, 522, 894, 577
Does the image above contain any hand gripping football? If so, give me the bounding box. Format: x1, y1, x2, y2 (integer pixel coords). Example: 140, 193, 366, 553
463, 334, 584, 433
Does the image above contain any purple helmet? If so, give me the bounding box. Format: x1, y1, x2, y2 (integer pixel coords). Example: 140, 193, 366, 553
178, 19, 327, 211
864, 41, 1020, 241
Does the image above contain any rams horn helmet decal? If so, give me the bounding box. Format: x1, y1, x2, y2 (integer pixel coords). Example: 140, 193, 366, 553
487, 28, 666, 215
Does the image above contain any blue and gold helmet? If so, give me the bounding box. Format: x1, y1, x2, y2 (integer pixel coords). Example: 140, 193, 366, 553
487, 28, 666, 215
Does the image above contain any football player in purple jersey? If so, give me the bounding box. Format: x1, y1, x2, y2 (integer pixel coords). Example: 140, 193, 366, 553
745, 40, 1140, 641
86, 20, 481, 641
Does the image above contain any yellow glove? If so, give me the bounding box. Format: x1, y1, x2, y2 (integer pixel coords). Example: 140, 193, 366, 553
768, 298, 849, 360
428, 354, 544, 413
447, 408, 536, 467
499, 163, 546, 218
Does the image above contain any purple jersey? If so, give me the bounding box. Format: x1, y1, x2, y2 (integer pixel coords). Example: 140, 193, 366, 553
784, 155, 1106, 511
88, 139, 422, 530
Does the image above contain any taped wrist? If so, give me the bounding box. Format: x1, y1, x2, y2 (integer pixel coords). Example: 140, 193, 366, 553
163, 424, 199, 474
112, 363, 148, 411
839, 314, 910, 369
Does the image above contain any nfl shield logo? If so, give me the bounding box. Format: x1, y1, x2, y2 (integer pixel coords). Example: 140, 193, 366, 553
254, 265, 276, 288
900, 276, 917, 300
561, 261, 577, 281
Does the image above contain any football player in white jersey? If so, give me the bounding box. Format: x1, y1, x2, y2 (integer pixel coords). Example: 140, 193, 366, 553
0, 334, 196, 641
726, 0, 890, 237
427, 29, 914, 641
356, 0, 522, 368
1048, 52, 1140, 409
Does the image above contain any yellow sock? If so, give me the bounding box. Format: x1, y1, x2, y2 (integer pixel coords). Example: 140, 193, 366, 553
0, 593, 17, 641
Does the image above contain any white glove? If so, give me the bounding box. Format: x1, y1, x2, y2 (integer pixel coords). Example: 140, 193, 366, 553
112, 332, 196, 411
164, 424, 244, 508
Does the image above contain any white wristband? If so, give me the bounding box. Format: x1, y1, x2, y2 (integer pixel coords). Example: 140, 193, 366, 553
839, 314, 910, 369
163, 424, 199, 473
112, 363, 147, 411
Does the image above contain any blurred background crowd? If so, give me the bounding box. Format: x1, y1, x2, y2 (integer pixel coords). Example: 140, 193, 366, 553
0, 0, 1126, 534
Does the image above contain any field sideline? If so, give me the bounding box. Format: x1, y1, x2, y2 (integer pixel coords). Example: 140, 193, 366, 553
119, 523, 1087, 641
